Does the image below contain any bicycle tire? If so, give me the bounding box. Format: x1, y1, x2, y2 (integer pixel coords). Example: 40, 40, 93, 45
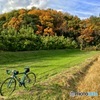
0, 77, 16, 96
24, 72, 36, 89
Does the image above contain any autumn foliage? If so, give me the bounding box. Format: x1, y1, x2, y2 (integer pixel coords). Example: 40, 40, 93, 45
0, 8, 100, 51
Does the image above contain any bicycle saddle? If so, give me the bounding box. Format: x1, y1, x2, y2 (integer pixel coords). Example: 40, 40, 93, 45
24, 68, 30, 73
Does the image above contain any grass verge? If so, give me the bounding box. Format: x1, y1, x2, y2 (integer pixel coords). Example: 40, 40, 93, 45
0, 49, 99, 99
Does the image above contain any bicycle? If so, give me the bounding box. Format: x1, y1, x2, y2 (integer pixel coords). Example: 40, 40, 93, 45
0, 67, 36, 96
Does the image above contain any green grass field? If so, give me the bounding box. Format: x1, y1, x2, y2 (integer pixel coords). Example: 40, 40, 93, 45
0, 49, 100, 99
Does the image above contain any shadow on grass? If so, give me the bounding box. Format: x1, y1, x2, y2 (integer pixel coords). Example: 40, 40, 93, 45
5, 56, 98, 100
9, 84, 69, 100
0, 49, 84, 65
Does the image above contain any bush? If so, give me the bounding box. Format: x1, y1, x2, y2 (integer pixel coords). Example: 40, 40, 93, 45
41, 35, 67, 49
0, 27, 78, 51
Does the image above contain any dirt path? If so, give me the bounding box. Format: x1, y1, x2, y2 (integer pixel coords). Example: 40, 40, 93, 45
73, 56, 100, 100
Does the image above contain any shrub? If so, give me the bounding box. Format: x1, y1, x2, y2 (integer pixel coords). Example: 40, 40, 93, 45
0, 27, 78, 51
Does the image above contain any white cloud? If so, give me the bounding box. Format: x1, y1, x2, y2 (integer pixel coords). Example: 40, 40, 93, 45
27, 0, 49, 9
0, 0, 49, 13
56, 9, 64, 12
48, 0, 100, 19
79, 0, 100, 6
0, 0, 100, 19
74, 11, 93, 15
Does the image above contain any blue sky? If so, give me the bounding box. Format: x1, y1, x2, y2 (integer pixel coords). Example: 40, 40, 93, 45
0, 0, 100, 19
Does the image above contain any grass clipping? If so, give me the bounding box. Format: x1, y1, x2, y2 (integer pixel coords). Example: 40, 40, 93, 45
6, 56, 99, 100
74, 56, 100, 100
39, 55, 99, 99
41, 56, 98, 86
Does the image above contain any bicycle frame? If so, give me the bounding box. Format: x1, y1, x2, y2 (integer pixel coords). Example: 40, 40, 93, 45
0, 68, 36, 96
7, 78, 14, 88
6, 68, 30, 87
12, 72, 28, 87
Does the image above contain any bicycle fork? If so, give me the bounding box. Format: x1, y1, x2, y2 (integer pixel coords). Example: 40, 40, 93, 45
7, 79, 14, 88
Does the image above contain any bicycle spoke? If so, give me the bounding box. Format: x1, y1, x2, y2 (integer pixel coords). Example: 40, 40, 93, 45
0, 77, 16, 96
24, 72, 36, 89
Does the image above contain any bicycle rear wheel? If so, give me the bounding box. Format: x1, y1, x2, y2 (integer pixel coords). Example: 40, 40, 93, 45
0, 77, 16, 96
24, 72, 36, 89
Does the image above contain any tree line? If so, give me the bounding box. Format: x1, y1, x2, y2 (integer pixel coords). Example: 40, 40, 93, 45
0, 8, 100, 51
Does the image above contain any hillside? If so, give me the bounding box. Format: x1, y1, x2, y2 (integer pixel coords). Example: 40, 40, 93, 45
0, 50, 100, 99
10, 55, 100, 100
0, 8, 100, 51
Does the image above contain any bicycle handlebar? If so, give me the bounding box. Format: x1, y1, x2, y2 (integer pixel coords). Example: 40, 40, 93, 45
6, 68, 30, 75
6, 70, 19, 75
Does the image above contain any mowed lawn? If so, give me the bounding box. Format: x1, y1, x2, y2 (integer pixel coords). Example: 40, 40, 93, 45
0, 49, 99, 83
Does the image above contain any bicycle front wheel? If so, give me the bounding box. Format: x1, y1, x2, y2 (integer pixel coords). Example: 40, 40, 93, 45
0, 77, 16, 96
24, 72, 36, 89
